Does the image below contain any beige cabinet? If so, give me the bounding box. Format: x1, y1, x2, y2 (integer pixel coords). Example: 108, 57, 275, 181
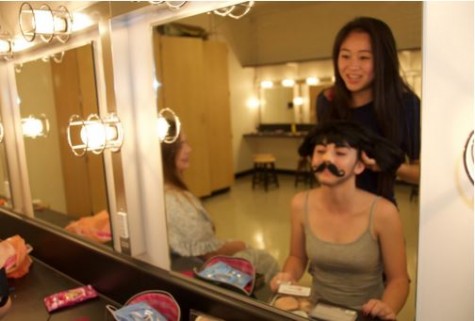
154, 33, 234, 197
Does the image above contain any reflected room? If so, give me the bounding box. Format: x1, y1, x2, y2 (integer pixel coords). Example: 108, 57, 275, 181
155, 2, 421, 321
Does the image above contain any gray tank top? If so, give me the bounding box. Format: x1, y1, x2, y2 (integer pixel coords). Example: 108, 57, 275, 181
304, 193, 384, 309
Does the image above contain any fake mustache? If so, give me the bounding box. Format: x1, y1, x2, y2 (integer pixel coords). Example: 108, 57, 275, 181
312, 162, 345, 177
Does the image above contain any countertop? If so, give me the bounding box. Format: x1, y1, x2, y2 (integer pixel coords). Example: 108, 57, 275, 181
243, 132, 308, 138
5, 258, 118, 321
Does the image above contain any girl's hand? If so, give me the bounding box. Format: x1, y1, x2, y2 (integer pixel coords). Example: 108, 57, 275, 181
361, 299, 396, 320
361, 151, 382, 172
270, 272, 296, 292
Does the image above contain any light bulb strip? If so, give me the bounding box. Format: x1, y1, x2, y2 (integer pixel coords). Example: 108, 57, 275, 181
158, 107, 181, 144
213, 1, 254, 20
67, 113, 124, 157
19, 2, 72, 44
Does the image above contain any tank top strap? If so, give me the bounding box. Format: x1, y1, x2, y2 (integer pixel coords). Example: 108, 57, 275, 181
304, 191, 311, 226
368, 196, 381, 232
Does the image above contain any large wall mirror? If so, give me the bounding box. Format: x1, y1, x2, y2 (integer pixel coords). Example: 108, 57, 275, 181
152, 1, 422, 321
15, 42, 112, 246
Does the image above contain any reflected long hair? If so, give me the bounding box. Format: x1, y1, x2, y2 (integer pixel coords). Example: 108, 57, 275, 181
322, 16, 416, 148
161, 132, 189, 192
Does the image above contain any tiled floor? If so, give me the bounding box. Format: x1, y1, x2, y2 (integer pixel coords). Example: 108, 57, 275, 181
203, 174, 419, 321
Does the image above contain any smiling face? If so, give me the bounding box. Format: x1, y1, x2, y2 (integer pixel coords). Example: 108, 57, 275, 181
337, 30, 375, 105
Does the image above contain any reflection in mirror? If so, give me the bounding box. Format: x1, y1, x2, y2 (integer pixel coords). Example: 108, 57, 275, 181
15, 43, 112, 246
260, 85, 294, 124
0, 122, 12, 209
154, 1, 421, 320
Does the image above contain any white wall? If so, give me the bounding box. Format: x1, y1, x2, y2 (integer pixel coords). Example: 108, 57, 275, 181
417, 2, 474, 320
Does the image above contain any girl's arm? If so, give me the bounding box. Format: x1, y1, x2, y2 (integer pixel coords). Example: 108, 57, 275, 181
396, 160, 420, 185
362, 200, 409, 320
270, 193, 309, 291
201, 241, 247, 260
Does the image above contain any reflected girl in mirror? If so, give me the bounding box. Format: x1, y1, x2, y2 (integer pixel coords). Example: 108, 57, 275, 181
300, 17, 420, 203
161, 127, 279, 284
273, 120, 409, 320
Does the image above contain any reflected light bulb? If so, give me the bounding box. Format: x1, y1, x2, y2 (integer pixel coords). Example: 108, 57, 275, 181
260, 80, 273, 89
34, 10, 55, 34
157, 117, 170, 141
281, 79, 295, 87
306, 77, 320, 85
246, 97, 260, 109
293, 96, 304, 106
80, 123, 117, 149
72, 12, 93, 32
22, 117, 44, 138
0, 39, 10, 53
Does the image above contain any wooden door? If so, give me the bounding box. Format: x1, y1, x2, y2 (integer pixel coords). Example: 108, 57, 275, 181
203, 41, 234, 191
52, 44, 107, 217
157, 35, 211, 197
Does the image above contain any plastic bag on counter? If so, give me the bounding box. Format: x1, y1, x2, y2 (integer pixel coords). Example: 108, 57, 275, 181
106, 290, 181, 321
194, 255, 255, 296
0, 235, 33, 279
64, 209, 112, 243
107, 302, 167, 321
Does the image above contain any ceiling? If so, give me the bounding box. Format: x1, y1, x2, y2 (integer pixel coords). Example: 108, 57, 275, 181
180, 1, 423, 66
0, 1, 96, 36
0, 1, 422, 67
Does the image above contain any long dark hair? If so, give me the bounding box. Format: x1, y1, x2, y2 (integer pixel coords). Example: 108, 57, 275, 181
326, 17, 415, 147
308, 120, 405, 199
161, 134, 189, 191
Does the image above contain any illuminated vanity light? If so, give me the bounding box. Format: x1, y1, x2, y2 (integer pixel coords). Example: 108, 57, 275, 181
306, 77, 320, 86
293, 96, 305, 106
11, 37, 35, 52
157, 108, 181, 144
260, 80, 273, 89
213, 1, 254, 19
0, 123, 4, 143
0, 37, 13, 60
281, 79, 295, 87
19, 3, 72, 43
67, 113, 123, 157
246, 97, 260, 109
21, 114, 50, 138
153, 79, 162, 91
149, 1, 187, 10
71, 12, 93, 32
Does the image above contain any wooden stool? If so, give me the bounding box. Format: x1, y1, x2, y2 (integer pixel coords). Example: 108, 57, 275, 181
252, 153, 279, 191
294, 157, 315, 187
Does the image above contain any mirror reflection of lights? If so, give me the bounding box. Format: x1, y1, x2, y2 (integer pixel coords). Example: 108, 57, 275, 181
19, 2, 72, 43
67, 113, 123, 157
153, 79, 161, 91
246, 97, 260, 109
260, 80, 273, 89
0, 37, 13, 60
71, 12, 94, 32
0, 123, 4, 143
306, 77, 320, 85
293, 96, 304, 106
21, 114, 49, 138
149, 1, 187, 10
157, 108, 181, 144
281, 79, 295, 87
213, 1, 254, 19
